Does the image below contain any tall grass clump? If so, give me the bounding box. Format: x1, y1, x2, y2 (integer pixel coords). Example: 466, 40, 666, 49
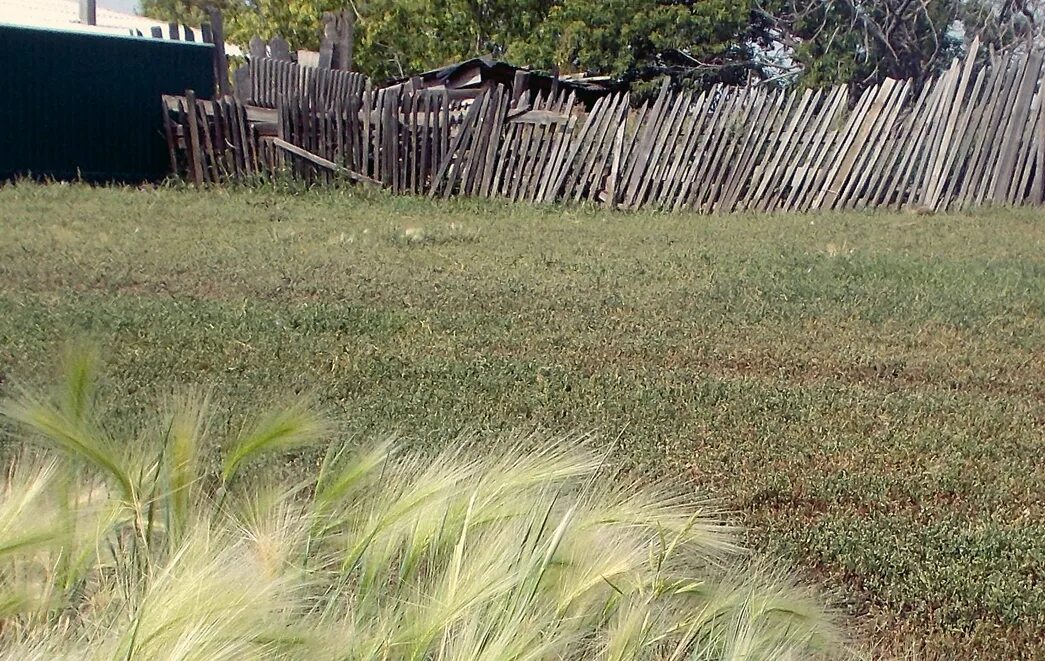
0, 353, 850, 659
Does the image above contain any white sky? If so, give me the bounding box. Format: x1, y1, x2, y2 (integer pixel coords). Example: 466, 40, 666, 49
100, 0, 139, 13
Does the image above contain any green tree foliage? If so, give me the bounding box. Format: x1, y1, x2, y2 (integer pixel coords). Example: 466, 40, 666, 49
756, 0, 964, 90
140, 0, 234, 26
508, 0, 753, 89
143, 0, 755, 86
140, 0, 1016, 93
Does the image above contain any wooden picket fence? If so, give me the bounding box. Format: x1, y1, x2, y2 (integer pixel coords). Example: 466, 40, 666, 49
164, 39, 1045, 212
237, 57, 369, 109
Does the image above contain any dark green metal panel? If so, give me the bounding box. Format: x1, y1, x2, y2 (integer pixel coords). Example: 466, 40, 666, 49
0, 24, 215, 183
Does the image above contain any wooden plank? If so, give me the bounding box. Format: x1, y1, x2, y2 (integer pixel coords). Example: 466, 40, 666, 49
160, 95, 179, 177
837, 80, 910, 209
756, 88, 824, 212
547, 95, 609, 201
515, 92, 556, 200
820, 78, 898, 209
937, 66, 992, 210
1007, 80, 1044, 203
618, 102, 648, 178
585, 96, 631, 203
518, 90, 566, 200
606, 117, 626, 207
419, 93, 434, 192
334, 100, 346, 171
458, 87, 496, 196
620, 80, 671, 206
443, 93, 484, 197
572, 93, 626, 202
708, 88, 778, 212
753, 88, 821, 211
372, 89, 385, 184
910, 62, 963, 207
507, 91, 550, 200
211, 96, 229, 179
863, 80, 934, 209
362, 81, 373, 179
692, 89, 756, 212
222, 98, 241, 176
520, 92, 569, 201
654, 92, 706, 207
196, 90, 218, 182
207, 7, 231, 96
478, 89, 510, 197
184, 90, 205, 185
631, 91, 690, 208
429, 91, 486, 197
1032, 78, 1045, 204
673, 88, 739, 211
786, 87, 850, 211
785, 85, 852, 208
440, 91, 451, 178
272, 138, 381, 184
884, 74, 947, 209
537, 116, 578, 202
966, 56, 1023, 206
236, 96, 257, 175
665, 89, 720, 210
407, 89, 419, 193
388, 89, 400, 192
507, 109, 569, 125
507, 95, 540, 200
806, 85, 876, 210
718, 88, 781, 211
924, 40, 980, 208
992, 52, 1043, 202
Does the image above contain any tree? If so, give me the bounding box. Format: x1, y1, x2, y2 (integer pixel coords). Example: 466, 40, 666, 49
145, 0, 1021, 94
143, 0, 754, 87
140, 0, 235, 26
961, 0, 1045, 52
754, 0, 964, 91
508, 0, 754, 92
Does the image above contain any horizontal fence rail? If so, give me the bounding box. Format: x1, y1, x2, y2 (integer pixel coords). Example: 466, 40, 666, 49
164, 39, 1045, 212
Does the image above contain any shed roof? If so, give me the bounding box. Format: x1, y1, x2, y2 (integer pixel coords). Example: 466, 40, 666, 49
390, 56, 616, 108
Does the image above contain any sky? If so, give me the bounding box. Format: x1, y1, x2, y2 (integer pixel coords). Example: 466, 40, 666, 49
100, 0, 139, 13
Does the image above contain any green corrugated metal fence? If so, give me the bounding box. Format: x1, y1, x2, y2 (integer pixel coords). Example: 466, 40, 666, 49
0, 23, 215, 182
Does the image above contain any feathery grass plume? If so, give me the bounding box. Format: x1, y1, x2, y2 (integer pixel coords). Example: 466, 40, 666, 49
59, 344, 100, 424
0, 392, 134, 504
163, 387, 211, 543
108, 526, 297, 660
0, 354, 851, 659
221, 399, 329, 487
0, 459, 60, 558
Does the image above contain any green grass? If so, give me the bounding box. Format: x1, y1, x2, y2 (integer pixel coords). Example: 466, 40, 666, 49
0, 182, 1042, 657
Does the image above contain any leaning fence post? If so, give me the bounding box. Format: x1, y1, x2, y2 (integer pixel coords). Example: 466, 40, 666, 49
206, 7, 231, 97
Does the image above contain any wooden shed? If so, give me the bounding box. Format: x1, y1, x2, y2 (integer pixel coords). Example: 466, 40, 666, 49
386, 57, 615, 110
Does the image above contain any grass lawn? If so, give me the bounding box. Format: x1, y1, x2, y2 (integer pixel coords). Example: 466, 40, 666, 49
0, 182, 1042, 657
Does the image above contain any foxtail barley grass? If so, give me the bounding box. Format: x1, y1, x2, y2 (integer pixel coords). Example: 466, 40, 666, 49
0, 353, 849, 659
